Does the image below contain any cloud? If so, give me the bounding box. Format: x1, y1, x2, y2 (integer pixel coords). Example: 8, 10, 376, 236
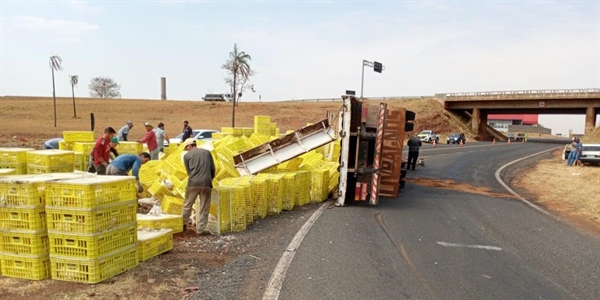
11, 15, 100, 34
66, 1, 103, 14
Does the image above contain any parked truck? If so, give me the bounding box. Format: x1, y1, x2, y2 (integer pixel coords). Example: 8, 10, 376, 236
336, 95, 415, 206
203, 94, 233, 102
418, 130, 440, 143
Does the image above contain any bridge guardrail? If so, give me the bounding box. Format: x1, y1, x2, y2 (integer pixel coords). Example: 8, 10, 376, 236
445, 88, 600, 100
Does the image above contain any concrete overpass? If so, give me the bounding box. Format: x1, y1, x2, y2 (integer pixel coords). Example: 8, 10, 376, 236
442, 88, 600, 137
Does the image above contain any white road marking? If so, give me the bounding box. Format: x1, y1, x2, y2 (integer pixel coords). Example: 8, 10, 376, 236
494, 147, 561, 220
436, 241, 503, 251
262, 202, 330, 300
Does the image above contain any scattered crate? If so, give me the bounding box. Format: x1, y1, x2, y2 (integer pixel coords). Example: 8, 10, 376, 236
137, 229, 173, 262
50, 245, 138, 284
46, 200, 137, 234
0, 229, 49, 256
136, 214, 183, 234
45, 176, 137, 209
0, 253, 51, 280
48, 223, 137, 259
62, 131, 95, 143
161, 195, 184, 215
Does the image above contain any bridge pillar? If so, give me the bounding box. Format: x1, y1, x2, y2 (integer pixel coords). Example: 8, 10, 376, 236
585, 106, 597, 134
471, 108, 480, 134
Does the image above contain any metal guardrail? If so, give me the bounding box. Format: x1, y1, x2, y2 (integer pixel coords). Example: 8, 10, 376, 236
275, 96, 432, 103
445, 88, 600, 100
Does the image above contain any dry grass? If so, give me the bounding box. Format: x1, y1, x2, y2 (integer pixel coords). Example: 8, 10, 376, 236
582, 125, 600, 143
0, 96, 471, 149
514, 150, 600, 229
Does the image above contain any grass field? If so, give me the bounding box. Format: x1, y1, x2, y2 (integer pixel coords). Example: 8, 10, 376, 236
0, 96, 470, 149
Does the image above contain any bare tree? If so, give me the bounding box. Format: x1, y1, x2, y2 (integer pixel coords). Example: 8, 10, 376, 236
221, 43, 254, 127
89, 77, 121, 98
49, 55, 63, 127
70, 75, 79, 117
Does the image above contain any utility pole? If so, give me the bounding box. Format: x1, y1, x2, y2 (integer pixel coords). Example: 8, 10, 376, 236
360, 59, 385, 99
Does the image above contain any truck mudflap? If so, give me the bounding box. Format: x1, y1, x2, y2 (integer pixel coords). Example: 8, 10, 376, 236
233, 119, 336, 176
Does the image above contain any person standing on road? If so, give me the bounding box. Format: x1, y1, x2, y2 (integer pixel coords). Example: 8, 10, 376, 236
91, 127, 116, 175
139, 122, 159, 160
407, 134, 422, 171
181, 138, 215, 235
106, 152, 151, 193
524, 132, 529, 143
43, 138, 63, 149
117, 121, 134, 141
181, 120, 193, 142
153, 122, 170, 152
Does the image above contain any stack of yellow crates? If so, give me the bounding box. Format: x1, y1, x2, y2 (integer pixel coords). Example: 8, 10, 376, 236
26, 150, 75, 174
60, 131, 95, 150
0, 173, 94, 280
44, 176, 139, 284
117, 142, 143, 155
0, 148, 34, 175
72, 142, 95, 172
254, 116, 272, 136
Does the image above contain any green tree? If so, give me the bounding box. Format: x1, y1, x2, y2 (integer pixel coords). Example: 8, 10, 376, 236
49, 55, 63, 127
222, 43, 254, 127
70, 75, 79, 117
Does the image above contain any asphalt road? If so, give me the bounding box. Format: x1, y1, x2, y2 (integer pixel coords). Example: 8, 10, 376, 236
278, 142, 600, 300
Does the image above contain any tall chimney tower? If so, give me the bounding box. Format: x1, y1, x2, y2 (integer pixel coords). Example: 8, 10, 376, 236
160, 77, 166, 100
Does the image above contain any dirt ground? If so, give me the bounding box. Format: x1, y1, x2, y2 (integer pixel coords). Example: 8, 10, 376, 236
0, 96, 470, 149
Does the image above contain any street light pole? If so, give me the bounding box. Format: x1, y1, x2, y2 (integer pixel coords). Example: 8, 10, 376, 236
360, 59, 384, 99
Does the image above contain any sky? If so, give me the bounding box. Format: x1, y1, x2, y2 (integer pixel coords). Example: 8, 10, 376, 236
1, 0, 599, 135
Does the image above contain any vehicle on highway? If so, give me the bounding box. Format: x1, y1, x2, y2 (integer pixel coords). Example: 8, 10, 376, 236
166, 129, 219, 146
515, 133, 525, 142
579, 144, 600, 165
446, 133, 466, 144
202, 94, 232, 102
418, 130, 440, 143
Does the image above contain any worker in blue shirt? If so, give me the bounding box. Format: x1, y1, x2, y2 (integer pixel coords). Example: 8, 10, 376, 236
106, 152, 151, 192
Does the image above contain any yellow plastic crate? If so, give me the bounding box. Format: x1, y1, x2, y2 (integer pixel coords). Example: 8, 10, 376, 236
72, 142, 96, 155
27, 164, 74, 174
281, 173, 296, 211
137, 229, 173, 262
117, 142, 143, 155
294, 171, 311, 206
0, 148, 34, 164
0, 164, 27, 175
58, 141, 73, 150
266, 174, 284, 215
50, 244, 138, 284
0, 230, 49, 256
253, 116, 271, 124
0, 181, 46, 207
161, 195, 184, 215
148, 180, 176, 200
0, 254, 50, 280
205, 187, 232, 234
0, 168, 16, 175
250, 176, 269, 219
230, 186, 246, 232
136, 214, 183, 233
73, 151, 87, 171
45, 176, 137, 209
0, 206, 47, 231
27, 150, 75, 166
48, 223, 137, 259
46, 200, 137, 234
310, 169, 330, 202
63, 131, 95, 143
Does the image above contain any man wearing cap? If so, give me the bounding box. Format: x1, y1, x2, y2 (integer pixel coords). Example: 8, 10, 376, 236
106, 152, 151, 193
181, 120, 193, 143
117, 121, 134, 141
181, 138, 215, 235
139, 122, 159, 160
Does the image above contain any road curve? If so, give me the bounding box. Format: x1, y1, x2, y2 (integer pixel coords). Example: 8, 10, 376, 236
278, 143, 600, 300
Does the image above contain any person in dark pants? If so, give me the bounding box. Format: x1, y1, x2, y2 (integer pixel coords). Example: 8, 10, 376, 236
407, 134, 422, 170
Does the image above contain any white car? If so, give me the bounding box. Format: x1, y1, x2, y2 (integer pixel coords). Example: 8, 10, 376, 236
580, 144, 600, 165
166, 129, 219, 146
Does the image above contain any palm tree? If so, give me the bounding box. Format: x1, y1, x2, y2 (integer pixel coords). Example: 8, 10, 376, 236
222, 44, 252, 127
49, 55, 63, 127
70, 75, 79, 117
